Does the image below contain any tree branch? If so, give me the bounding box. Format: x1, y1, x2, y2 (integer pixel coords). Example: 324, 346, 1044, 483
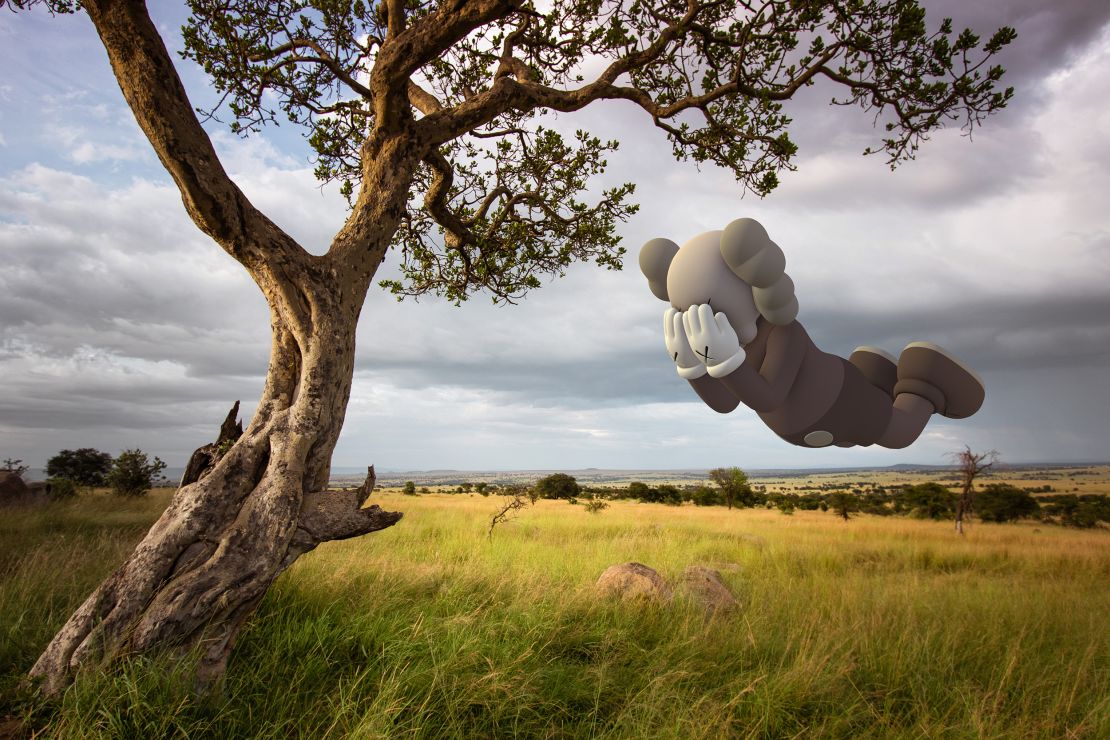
82, 0, 304, 272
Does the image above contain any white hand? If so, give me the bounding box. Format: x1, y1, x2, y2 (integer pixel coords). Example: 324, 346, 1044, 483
682, 304, 746, 378
664, 308, 707, 379
664, 308, 698, 366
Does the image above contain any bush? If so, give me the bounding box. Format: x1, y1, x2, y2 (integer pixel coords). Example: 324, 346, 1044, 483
690, 486, 723, 506
106, 449, 167, 497
46, 477, 79, 499
402, 481, 417, 495
45, 448, 114, 487
534, 473, 580, 500
583, 498, 609, 514
977, 483, 1040, 523
898, 482, 956, 519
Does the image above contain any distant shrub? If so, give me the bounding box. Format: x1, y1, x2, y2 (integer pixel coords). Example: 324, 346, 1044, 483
690, 486, 723, 506
47, 477, 79, 499
583, 498, 609, 514
2, 458, 30, 477
898, 482, 956, 519
45, 448, 113, 487
106, 449, 166, 497
402, 481, 417, 495
977, 484, 1040, 523
535, 473, 580, 500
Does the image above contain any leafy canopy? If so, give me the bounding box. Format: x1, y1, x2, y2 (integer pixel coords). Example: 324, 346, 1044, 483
24, 0, 1015, 304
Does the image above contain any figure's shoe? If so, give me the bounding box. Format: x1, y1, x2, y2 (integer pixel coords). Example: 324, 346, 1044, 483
849, 346, 898, 398
894, 342, 985, 419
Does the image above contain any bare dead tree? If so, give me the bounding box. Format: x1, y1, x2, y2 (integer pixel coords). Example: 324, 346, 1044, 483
950, 445, 999, 535
7, 0, 1016, 695
487, 485, 533, 540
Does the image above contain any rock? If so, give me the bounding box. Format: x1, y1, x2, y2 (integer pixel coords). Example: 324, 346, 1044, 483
679, 565, 739, 612
596, 562, 673, 602
0, 471, 47, 507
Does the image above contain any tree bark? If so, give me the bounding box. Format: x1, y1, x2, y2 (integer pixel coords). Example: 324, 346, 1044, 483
29, 285, 403, 696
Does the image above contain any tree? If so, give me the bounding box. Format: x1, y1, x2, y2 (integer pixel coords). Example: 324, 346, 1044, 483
402, 480, 417, 495
44, 448, 114, 487
976, 483, 1039, 523
534, 473, 580, 500
12, 0, 1015, 695
898, 482, 957, 519
827, 491, 858, 521
105, 449, 168, 497
709, 467, 754, 509
2, 458, 30, 477
950, 446, 999, 535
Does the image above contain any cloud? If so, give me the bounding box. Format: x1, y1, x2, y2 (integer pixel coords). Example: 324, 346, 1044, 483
1, 3, 1109, 470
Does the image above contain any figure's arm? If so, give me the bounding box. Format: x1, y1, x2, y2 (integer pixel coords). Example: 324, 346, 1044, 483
660, 307, 741, 413
715, 322, 805, 412
687, 374, 741, 413
682, 303, 805, 413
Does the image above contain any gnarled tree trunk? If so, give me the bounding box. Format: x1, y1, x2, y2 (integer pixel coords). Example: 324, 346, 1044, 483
29, 273, 402, 695
25, 0, 430, 696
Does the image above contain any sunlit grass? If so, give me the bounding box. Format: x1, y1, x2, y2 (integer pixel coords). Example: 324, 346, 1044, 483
2, 491, 1108, 737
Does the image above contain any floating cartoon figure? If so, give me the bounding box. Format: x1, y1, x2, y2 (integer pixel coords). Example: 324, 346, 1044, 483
639, 218, 984, 449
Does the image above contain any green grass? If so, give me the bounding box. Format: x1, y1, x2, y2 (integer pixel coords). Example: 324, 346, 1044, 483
2, 491, 1108, 738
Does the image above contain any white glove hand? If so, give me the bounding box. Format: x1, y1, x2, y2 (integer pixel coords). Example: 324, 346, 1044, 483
682, 303, 746, 378
664, 307, 706, 379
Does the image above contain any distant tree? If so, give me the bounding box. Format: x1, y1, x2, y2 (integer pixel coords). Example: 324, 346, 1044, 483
950, 446, 999, 535
402, 481, 417, 495
899, 482, 957, 519
709, 467, 754, 509
641, 484, 683, 506
1042, 494, 1108, 528
46, 477, 79, 499
691, 486, 724, 507
627, 482, 652, 501
45, 448, 114, 487
475, 482, 488, 495
2, 458, 30, 477
488, 485, 534, 539
976, 483, 1039, 523
827, 492, 858, 521
535, 473, 580, 500
105, 449, 167, 497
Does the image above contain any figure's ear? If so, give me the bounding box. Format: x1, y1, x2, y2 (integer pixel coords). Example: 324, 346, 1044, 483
638, 237, 679, 302
720, 218, 799, 325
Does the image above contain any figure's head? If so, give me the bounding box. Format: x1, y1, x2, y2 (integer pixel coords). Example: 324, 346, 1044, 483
638, 218, 798, 345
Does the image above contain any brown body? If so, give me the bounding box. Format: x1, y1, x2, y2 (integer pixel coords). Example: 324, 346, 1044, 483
687, 318, 893, 447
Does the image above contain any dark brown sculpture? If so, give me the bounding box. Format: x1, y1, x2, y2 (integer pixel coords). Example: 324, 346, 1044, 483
640, 219, 984, 449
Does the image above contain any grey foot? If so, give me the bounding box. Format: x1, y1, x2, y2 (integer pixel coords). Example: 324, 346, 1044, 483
894, 342, 985, 419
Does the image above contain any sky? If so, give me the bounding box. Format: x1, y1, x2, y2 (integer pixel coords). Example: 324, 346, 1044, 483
1, 1, 1108, 472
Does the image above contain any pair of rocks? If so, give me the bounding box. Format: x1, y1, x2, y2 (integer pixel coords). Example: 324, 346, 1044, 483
596, 562, 739, 612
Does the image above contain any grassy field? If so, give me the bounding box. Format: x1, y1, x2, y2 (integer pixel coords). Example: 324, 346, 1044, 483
2, 490, 1108, 738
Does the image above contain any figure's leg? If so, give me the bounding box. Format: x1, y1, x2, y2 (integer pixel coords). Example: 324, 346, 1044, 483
876, 394, 935, 448
894, 342, 985, 419
876, 342, 986, 449
849, 346, 897, 398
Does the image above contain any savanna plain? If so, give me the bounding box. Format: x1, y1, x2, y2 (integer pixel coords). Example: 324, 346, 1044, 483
2, 469, 1108, 739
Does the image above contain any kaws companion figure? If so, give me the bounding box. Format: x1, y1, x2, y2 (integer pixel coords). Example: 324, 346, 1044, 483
639, 218, 984, 449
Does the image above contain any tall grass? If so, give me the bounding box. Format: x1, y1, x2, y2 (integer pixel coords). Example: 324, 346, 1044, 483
2, 491, 1108, 738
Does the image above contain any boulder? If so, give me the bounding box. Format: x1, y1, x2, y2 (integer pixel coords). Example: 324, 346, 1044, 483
596, 562, 673, 602
679, 565, 739, 612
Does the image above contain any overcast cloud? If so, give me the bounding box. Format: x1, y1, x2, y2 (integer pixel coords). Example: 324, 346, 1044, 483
1, 2, 1108, 472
